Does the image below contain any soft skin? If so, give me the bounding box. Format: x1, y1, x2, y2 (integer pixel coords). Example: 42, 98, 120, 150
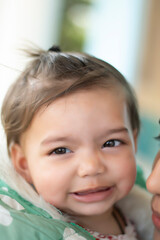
11, 88, 137, 234
147, 151, 160, 240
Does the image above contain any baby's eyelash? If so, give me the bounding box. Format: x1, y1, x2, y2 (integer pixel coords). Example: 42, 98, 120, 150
48, 147, 71, 155
102, 139, 124, 148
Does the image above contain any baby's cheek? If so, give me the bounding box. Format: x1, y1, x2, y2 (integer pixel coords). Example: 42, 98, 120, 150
125, 164, 137, 192
39, 186, 67, 210
118, 161, 136, 195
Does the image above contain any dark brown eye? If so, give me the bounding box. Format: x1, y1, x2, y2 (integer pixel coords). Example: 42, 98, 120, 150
102, 140, 121, 148
51, 148, 71, 155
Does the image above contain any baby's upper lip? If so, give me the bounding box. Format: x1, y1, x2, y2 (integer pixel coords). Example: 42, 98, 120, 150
71, 186, 112, 195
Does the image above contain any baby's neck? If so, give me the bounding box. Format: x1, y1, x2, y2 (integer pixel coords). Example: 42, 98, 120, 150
73, 206, 125, 236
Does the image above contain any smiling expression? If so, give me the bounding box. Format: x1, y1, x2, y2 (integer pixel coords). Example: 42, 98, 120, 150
11, 88, 137, 218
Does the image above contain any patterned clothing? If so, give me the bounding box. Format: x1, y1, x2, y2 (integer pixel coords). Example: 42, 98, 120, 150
83, 220, 137, 240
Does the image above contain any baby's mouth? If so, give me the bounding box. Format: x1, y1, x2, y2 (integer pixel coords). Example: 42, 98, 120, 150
70, 186, 114, 203
73, 186, 111, 195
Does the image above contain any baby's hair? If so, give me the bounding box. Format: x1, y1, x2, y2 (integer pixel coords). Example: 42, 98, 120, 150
1, 45, 140, 154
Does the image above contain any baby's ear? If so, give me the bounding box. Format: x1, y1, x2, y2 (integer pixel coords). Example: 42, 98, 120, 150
10, 143, 32, 183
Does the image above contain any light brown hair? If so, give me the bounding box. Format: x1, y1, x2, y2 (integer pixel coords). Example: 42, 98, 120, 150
1, 46, 140, 154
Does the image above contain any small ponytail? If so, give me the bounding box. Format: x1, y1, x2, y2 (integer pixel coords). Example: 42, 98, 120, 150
48, 45, 61, 53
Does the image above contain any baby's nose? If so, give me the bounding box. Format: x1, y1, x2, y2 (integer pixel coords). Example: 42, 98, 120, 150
77, 152, 105, 178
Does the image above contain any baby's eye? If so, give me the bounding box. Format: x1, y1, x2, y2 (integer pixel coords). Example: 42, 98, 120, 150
102, 140, 122, 148
50, 147, 71, 155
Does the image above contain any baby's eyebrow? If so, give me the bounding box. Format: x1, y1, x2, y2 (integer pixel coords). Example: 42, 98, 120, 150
106, 127, 128, 135
41, 136, 73, 146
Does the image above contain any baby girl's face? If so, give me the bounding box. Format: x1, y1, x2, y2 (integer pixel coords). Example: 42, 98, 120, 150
11, 88, 137, 219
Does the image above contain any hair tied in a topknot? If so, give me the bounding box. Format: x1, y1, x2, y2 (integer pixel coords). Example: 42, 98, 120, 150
48, 45, 61, 53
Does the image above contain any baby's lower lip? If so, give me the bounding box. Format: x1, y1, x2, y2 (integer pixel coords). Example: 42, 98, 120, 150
71, 186, 114, 203
152, 211, 160, 230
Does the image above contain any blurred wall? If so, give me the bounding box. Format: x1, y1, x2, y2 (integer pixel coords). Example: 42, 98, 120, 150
84, 0, 150, 85
0, 0, 63, 68
138, 0, 160, 117
0, 0, 64, 140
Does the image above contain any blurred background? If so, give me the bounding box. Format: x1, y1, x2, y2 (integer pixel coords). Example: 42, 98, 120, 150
0, 0, 160, 179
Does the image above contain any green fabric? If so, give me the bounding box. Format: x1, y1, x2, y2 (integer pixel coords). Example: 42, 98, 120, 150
0, 180, 94, 240
0, 180, 52, 219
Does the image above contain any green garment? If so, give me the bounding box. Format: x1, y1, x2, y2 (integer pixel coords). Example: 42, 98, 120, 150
0, 180, 94, 240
